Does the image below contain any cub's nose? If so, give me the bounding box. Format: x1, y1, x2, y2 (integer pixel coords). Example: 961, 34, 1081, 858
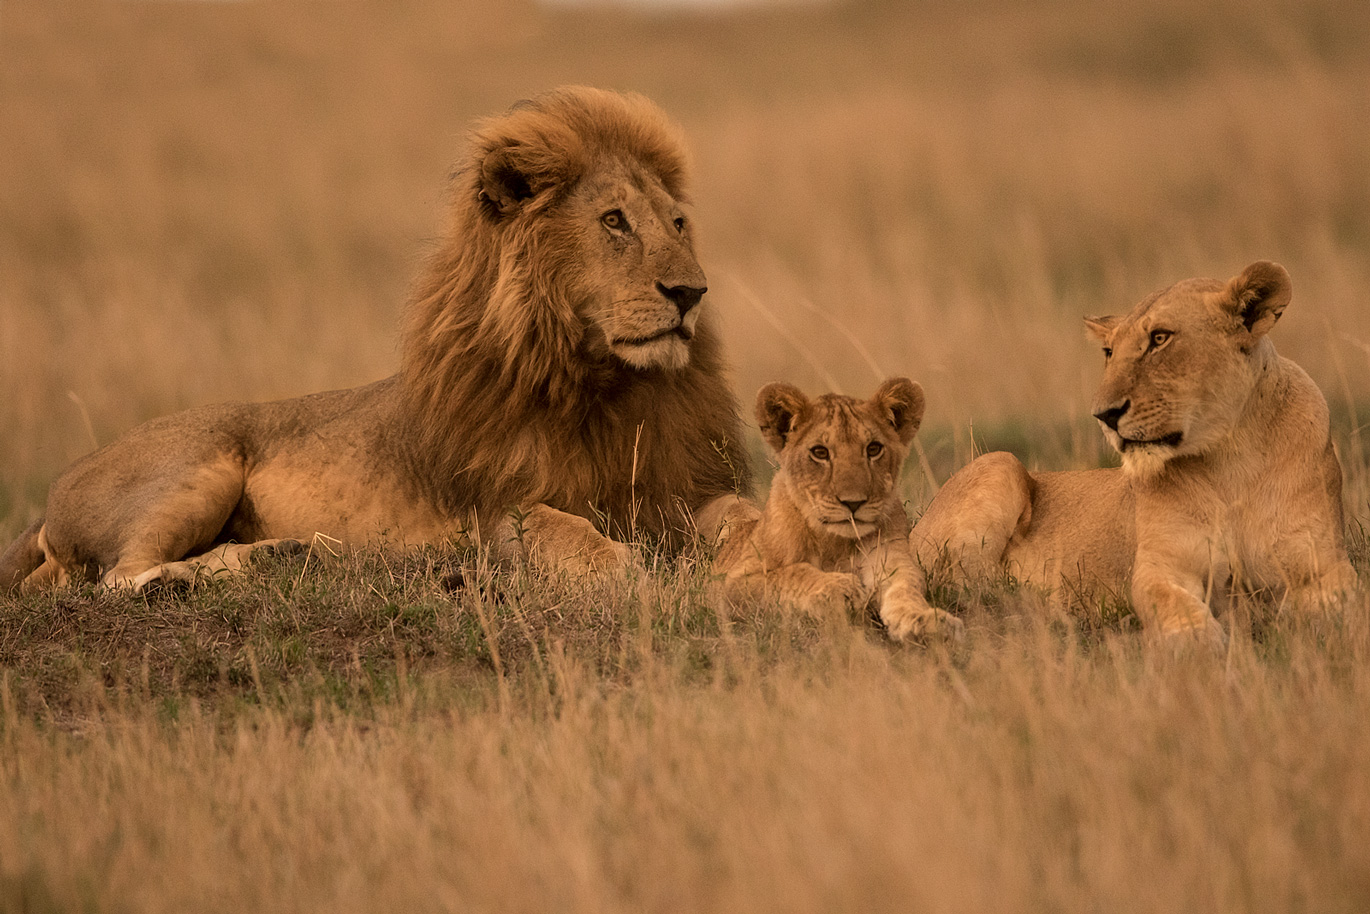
839, 498, 867, 516
1093, 399, 1131, 431
657, 282, 707, 318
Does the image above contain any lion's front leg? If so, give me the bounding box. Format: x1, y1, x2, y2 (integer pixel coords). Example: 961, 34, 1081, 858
492, 504, 637, 577
693, 494, 761, 552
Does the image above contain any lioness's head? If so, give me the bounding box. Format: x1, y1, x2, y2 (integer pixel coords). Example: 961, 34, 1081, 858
756, 378, 925, 540
1086, 260, 1292, 478
468, 86, 707, 372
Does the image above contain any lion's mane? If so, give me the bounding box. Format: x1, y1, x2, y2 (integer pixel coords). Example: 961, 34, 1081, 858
398, 87, 749, 543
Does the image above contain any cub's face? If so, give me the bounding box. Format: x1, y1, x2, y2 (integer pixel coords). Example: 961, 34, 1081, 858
1086, 261, 1292, 478
757, 378, 925, 540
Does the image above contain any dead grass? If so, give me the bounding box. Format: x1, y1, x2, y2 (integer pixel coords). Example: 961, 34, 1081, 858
3, 0, 1370, 910
2, 552, 1368, 914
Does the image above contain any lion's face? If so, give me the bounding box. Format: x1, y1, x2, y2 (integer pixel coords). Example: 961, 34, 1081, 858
566, 160, 708, 371
473, 98, 708, 375
757, 378, 925, 540
1086, 261, 1292, 478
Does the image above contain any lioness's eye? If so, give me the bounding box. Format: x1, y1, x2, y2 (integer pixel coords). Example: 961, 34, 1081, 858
1102, 347, 1113, 360
1150, 330, 1172, 348
673, 216, 686, 233
601, 210, 627, 231
810, 445, 829, 461
866, 441, 884, 459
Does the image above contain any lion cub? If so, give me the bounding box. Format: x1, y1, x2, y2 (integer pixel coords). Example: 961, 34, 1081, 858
913, 261, 1358, 645
719, 378, 961, 642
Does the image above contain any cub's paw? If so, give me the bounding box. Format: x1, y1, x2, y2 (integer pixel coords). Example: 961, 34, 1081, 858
881, 600, 964, 644
797, 571, 869, 619
1159, 615, 1228, 655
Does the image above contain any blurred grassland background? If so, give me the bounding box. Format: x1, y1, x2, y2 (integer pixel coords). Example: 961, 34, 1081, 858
4, 0, 1370, 532
4, 3, 1370, 913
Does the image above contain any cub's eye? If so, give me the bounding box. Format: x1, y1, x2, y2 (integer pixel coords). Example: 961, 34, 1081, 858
601, 210, 628, 231
673, 216, 686, 233
1102, 347, 1113, 360
809, 445, 830, 461
1149, 330, 1172, 349
866, 441, 884, 459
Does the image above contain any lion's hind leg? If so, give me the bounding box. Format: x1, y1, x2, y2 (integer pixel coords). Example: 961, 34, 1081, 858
44, 450, 253, 590
0, 517, 48, 592
911, 451, 1034, 584
129, 538, 305, 591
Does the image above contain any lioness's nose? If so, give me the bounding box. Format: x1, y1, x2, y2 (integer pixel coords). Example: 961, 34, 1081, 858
1093, 399, 1130, 431
657, 282, 706, 318
839, 498, 867, 516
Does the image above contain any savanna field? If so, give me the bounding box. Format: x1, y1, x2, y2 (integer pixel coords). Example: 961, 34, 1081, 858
3, 1, 1370, 910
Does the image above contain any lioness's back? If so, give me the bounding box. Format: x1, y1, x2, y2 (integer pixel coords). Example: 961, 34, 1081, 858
1005, 469, 1134, 591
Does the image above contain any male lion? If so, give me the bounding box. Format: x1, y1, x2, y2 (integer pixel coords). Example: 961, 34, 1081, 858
0, 86, 752, 592
719, 378, 961, 641
911, 261, 1358, 644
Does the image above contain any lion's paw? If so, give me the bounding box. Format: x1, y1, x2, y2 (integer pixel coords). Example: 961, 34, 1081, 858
514, 504, 639, 578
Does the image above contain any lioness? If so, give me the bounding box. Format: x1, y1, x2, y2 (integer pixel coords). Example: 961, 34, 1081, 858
912, 261, 1357, 643
0, 86, 753, 592
719, 378, 961, 641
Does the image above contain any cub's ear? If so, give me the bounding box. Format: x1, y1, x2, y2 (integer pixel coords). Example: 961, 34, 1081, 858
871, 377, 925, 445
1084, 315, 1118, 343
755, 383, 809, 454
1220, 260, 1291, 339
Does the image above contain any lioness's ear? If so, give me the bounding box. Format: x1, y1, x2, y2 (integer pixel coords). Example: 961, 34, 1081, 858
1083, 315, 1118, 343
1220, 260, 1292, 339
755, 383, 809, 454
872, 377, 925, 445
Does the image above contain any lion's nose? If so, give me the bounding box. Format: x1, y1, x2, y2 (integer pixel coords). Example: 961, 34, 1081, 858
657, 282, 706, 318
1093, 399, 1130, 431
839, 498, 867, 516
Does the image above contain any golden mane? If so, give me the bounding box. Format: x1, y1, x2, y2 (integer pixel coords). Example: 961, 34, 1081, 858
398, 86, 749, 544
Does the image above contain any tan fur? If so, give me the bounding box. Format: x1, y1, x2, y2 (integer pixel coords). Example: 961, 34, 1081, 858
719, 378, 961, 642
912, 261, 1357, 644
0, 87, 751, 592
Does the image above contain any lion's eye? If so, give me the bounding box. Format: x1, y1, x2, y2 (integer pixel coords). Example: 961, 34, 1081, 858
866, 441, 884, 459
1102, 347, 1113, 360
1150, 330, 1172, 349
809, 445, 830, 461
673, 216, 686, 233
601, 209, 628, 231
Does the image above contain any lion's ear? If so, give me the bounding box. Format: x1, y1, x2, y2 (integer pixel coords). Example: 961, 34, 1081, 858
477, 134, 581, 218
478, 146, 538, 217
871, 377, 925, 445
1084, 315, 1118, 343
1220, 260, 1292, 339
755, 383, 809, 454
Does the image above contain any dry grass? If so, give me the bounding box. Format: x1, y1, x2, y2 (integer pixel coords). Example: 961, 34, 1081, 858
2, 552, 1369, 914
3, 0, 1370, 910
